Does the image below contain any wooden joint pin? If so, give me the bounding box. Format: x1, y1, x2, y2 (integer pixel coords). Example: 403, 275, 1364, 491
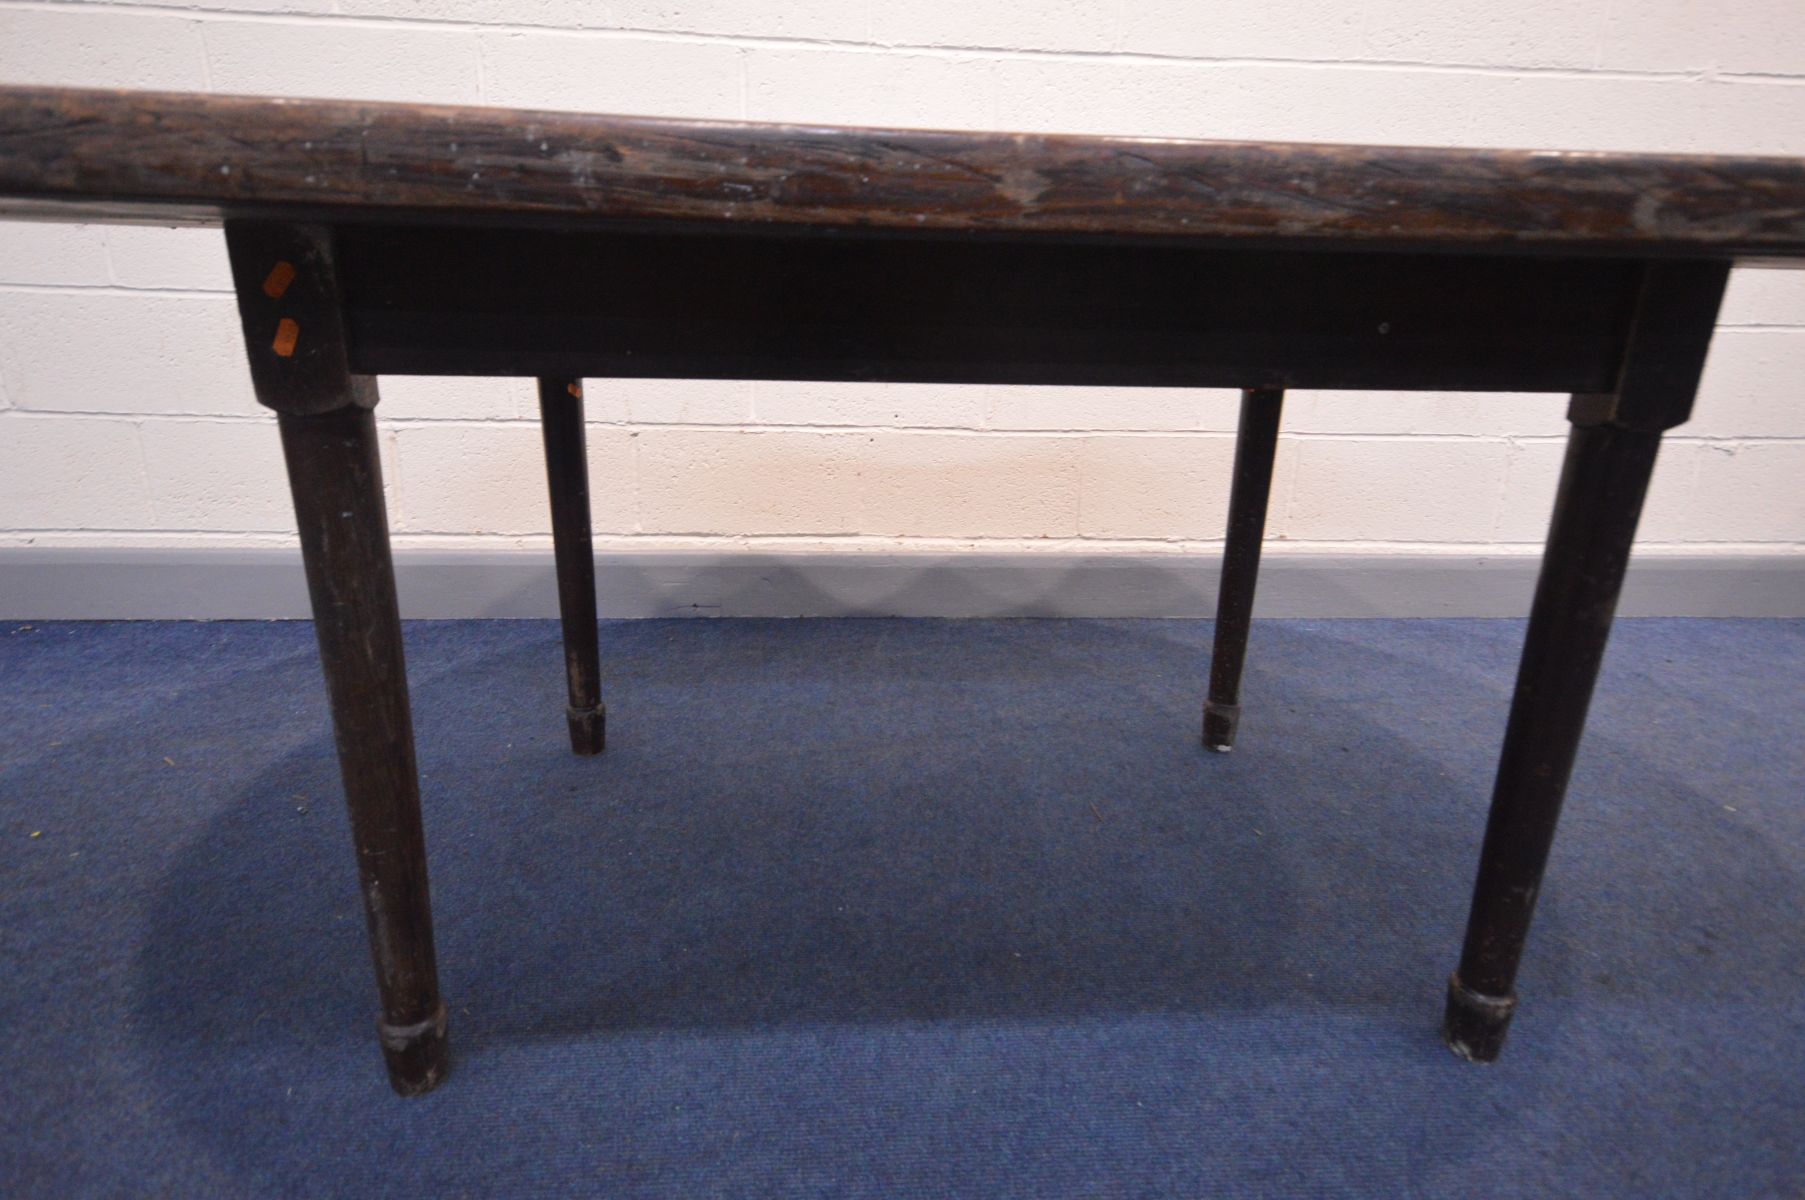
272, 317, 300, 357
262, 260, 297, 299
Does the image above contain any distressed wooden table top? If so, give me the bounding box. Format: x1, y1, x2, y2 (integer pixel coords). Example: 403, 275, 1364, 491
4, 85, 1805, 262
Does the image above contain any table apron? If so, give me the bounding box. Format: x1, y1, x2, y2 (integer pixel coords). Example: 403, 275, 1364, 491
333, 224, 1643, 393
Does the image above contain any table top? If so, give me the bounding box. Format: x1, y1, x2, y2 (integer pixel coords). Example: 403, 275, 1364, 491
4, 85, 1805, 263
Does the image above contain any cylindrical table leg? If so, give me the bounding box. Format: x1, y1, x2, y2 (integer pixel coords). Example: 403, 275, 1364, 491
537, 378, 605, 755
1444, 421, 1663, 1061
279, 405, 449, 1095
1204, 386, 1284, 752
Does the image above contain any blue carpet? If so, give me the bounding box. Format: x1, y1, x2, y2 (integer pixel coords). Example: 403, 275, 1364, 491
1, 616, 1801, 1198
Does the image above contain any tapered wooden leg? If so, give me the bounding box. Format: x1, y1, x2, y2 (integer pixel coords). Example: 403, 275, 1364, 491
227, 220, 448, 1095
537, 377, 605, 756
1443, 422, 1660, 1059
1203, 386, 1284, 752
1443, 260, 1729, 1061
280, 405, 449, 1095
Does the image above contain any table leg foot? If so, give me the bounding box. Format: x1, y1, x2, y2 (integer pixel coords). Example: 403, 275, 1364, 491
1441, 973, 1516, 1063
1202, 700, 1239, 752
379, 1002, 450, 1096
565, 702, 606, 756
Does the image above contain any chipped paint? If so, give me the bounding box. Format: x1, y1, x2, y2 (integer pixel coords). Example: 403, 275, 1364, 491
7, 86, 1805, 256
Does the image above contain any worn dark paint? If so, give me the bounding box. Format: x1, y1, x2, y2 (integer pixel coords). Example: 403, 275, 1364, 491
276, 404, 449, 1096
224, 222, 374, 416
6, 86, 1805, 259
538, 377, 605, 756
1203, 388, 1284, 752
1443, 261, 1731, 1062
225, 221, 448, 1095
0, 84, 1776, 1089
1445, 422, 1665, 1061
1570, 260, 1736, 433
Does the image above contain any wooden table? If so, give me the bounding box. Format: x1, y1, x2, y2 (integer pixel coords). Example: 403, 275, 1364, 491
4, 86, 1803, 1096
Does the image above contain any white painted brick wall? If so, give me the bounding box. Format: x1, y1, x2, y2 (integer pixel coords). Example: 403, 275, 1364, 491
2, 0, 1803, 561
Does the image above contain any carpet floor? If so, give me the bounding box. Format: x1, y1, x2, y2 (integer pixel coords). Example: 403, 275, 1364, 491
1, 616, 1801, 1198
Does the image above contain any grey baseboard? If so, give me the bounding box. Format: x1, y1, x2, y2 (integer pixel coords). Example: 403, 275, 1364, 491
1, 547, 1800, 619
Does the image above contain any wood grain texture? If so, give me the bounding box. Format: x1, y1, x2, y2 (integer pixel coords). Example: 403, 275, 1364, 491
4, 86, 1805, 258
